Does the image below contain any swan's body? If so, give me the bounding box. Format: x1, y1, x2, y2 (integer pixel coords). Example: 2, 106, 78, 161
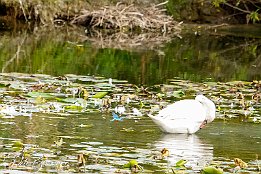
148, 95, 216, 134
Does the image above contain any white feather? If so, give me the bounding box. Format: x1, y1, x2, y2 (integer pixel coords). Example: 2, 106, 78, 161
148, 95, 216, 134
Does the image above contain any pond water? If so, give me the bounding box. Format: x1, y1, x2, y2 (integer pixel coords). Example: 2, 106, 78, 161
0, 113, 260, 173
0, 24, 260, 173
0, 25, 260, 85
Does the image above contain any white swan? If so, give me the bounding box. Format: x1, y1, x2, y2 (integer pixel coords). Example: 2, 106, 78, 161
148, 95, 216, 134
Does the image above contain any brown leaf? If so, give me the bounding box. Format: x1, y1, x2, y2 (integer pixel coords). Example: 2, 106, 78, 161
234, 158, 248, 168
54, 138, 63, 147
78, 154, 86, 167
161, 148, 169, 157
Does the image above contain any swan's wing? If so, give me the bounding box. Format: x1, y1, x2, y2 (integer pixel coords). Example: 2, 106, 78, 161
157, 100, 207, 122
149, 116, 203, 134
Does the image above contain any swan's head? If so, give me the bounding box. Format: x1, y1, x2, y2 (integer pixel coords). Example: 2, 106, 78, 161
195, 95, 216, 123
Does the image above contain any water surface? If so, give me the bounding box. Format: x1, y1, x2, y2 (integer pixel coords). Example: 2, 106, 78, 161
0, 113, 260, 173
0, 25, 260, 85
0, 25, 260, 173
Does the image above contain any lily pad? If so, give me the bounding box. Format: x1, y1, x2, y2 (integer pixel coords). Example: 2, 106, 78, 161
56, 97, 85, 104
123, 159, 138, 169
92, 92, 108, 98
12, 141, 24, 148
172, 90, 185, 98
27, 92, 54, 99
202, 166, 223, 174
175, 159, 187, 167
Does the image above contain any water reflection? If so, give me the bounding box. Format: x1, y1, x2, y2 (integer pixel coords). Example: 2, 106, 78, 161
0, 26, 260, 85
153, 134, 213, 170
1, 113, 261, 173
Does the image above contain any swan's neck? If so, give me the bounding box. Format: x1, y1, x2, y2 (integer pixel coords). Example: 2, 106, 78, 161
203, 99, 216, 123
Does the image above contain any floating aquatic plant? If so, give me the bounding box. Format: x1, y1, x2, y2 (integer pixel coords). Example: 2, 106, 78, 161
0, 73, 260, 173
201, 166, 223, 174
123, 159, 143, 172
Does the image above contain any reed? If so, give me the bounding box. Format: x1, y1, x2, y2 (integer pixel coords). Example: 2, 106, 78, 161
0, 0, 181, 33
0, 0, 93, 24
71, 1, 181, 32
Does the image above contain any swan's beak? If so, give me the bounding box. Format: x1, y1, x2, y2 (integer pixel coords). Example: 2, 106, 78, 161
199, 120, 207, 129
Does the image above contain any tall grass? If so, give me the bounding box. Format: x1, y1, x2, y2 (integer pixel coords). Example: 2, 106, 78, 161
0, 0, 114, 24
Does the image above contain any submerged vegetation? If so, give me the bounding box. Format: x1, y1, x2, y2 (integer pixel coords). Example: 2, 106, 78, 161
0, 72, 260, 173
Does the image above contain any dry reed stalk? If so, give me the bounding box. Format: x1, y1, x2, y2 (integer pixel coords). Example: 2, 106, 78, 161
71, 1, 181, 33
71, 1, 183, 50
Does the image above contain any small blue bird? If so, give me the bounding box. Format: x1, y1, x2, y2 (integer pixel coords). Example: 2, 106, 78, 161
111, 112, 123, 121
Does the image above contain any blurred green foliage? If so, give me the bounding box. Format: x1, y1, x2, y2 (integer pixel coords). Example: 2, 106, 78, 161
0, 26, 260, 85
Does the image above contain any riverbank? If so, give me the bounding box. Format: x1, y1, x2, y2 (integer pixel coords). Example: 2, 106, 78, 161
0, 0, 183, 51
0, 0, 181, 33
0, 0, 93, 24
